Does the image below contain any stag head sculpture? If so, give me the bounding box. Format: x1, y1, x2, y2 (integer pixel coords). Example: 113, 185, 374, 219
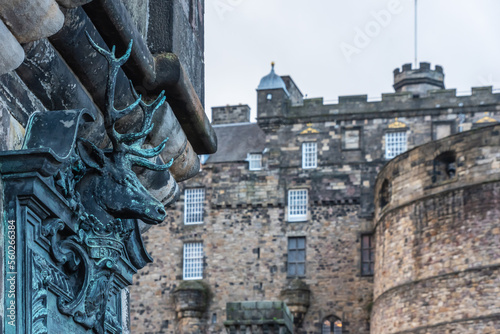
76, 33, 173, 226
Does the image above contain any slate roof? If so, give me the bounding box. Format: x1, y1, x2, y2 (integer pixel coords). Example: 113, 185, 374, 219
206, 123, 267, 163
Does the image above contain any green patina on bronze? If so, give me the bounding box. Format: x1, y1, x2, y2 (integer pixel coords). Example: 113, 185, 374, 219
0, 34, 175, 334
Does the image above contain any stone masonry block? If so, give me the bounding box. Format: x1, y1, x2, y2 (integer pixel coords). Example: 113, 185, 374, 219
0, 0, 64, 43
0, 20, 24, 75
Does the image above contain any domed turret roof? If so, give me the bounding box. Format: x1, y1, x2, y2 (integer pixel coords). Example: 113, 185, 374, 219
257, 63, 290, 95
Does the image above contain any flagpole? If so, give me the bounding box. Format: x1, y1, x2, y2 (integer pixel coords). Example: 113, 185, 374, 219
415, 0, 418, 67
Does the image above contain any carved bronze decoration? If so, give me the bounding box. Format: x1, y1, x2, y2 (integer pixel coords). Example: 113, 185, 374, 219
1, 35, 174, 334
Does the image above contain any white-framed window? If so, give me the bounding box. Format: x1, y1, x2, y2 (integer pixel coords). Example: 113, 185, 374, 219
248, 153, 262, 171
287, 236, 306, 276
184, 188, 204, 224
183, 242, 203, 280
385, 131, 407, 160
288, 189, 308, 222
302, 142, 317, 169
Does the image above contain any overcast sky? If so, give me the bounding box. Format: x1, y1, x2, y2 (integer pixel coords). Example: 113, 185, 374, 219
204, 0, 500, 120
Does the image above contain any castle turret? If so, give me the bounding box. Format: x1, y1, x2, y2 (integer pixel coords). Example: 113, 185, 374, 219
393, 62, 445, 97
256, 63, 290, 122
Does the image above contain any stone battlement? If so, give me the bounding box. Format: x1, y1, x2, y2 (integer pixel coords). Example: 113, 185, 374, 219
277, 86, 500, 120
393, 62, 445, 96
393, 62, 444, 75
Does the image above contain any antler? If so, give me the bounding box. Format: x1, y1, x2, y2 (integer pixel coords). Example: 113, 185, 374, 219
86, 33, 173, 171
124, 82, 173, 171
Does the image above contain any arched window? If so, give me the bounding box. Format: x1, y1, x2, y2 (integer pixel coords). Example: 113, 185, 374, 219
322, 317, 342, 334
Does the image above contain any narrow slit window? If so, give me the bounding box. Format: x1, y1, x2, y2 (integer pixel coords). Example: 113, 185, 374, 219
361, 234, 375, 276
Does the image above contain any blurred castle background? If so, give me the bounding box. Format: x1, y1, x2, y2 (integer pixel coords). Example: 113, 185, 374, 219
130, 59, 500, 333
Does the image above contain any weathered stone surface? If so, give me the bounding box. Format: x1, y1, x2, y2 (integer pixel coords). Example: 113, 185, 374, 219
225, 301, 294, 334
212, 105, 251, 125
121, 0, 149, 39
372, 125, 500, 334
0, 72, 43, 150
56, 0, 91, 8
18, 39, 97, 114
0, 108, 25, 150
0, 0, 64, 43
280, 279, 311, 326
147, 0, 205, 104
168, 140, 201, 182
174, 280, 210, 316
0, 21, 24, 75
150, 103, 201, 182
171, 280, 211, 334
0, 71, 46, 126
16, 38, 105, 144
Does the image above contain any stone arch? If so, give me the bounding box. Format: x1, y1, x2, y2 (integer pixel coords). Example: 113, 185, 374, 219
322, 315, 343, 334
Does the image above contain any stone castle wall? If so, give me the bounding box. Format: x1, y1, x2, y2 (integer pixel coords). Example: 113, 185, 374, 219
130, 161, 374, 334
372, 124, 500, 333
131, 87, 500, 333
130, 58, 500, 334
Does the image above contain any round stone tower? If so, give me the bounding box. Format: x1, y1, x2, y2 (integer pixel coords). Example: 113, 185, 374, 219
372, 125, 500, 333
393, 62, 445, 97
